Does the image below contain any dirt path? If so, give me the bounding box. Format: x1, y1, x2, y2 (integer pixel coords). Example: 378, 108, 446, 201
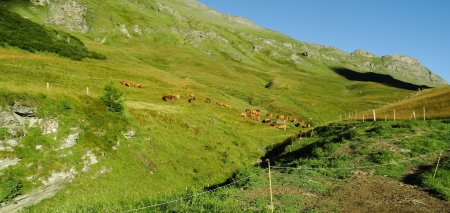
325, 173, 450, 213
0, 179, 69, 213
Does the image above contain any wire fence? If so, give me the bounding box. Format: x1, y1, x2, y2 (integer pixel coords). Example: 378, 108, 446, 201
119, 150, 444, 212
121, 168, 267, 212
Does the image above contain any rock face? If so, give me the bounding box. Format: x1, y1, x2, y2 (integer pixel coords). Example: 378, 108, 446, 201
348, 49, 447, 87
12, 101, 37, 117
30, 0, 50, 6
47, 0, 89, 32
380, 55, 447, 87
351, 49, 376, 58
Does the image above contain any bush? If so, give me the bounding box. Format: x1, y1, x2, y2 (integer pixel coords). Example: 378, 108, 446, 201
101, 83, 124, 113
0, 175, 22, 203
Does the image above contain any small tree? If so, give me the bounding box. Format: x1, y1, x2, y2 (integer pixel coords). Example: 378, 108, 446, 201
101, 83, 124, 113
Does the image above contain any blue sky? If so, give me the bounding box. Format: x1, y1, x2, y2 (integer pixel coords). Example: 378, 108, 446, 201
198, 0, 450, 83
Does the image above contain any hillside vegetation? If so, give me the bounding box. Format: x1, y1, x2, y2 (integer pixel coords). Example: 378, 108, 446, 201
0, 0, 448, 212
361, 86, 450, 121
0, 9, 104, 60
25, 120, 449, 212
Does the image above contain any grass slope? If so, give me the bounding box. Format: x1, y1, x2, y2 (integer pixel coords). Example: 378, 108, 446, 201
364, 86, 450, 121
0, 0, 447, 211
25, 120, 449, 212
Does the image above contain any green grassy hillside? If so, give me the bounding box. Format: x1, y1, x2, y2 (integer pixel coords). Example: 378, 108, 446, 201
24, 120, 449, 212
0, 0, 448, 211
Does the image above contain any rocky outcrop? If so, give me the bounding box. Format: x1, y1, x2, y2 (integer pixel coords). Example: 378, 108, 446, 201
30, 0, 50, 6
118, 24, 132, 38
351, 49, 376, 58
47, 0, 89, 33
380, 55, 447, 87
12, 101, 37, 117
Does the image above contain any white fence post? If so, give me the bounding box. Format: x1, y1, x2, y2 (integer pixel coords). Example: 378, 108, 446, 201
423, 107, 426, 121
373, 109, 376, 121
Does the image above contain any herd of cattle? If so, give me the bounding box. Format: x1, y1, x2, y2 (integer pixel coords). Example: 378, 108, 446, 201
120, 80, 143, 88
119, 81, 312, 131
239, 109, 311, 131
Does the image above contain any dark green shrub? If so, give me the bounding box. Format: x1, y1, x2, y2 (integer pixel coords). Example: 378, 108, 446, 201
0, 175, 22, 203
101, 83, 124, 113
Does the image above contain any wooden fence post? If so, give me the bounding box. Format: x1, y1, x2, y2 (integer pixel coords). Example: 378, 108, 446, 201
423, 107, 426, 121
393, 109, 396, 122
373, 109, 376, 121
267, 160, 274, 213
46, 82, 49, 90
433, 151, 443, 180
86, 87, 90, 96
413, 111, 416, 120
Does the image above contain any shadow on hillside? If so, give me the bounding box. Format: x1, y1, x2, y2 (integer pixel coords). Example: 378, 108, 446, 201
205, 133, 305, 191
332, 67, 430, 91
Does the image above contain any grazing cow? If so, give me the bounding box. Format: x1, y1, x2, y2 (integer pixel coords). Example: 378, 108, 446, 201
188, 97, 196, 103
270, 121, 276, 126
216, 102, 224, 107
204, 98, 211, 103
133, 83, 143, 88
224, 104, 232, 109
266, 112, 273, 118
245, 108, 251, 113
277, 125, 287, 131
239, 112, 247, 118
187, 93, 195, 98
162, 95, 175, 101
277, 115, 285, 120
120, 80, 131, 87
250, 113, 260, 121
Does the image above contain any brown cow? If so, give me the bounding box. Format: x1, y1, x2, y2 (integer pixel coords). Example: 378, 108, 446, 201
162, 95, 178, 102
187, 93, 195, 98
224, 104, 232, 109
250, 113, 260, 121
239, 112, 247, 118
188, 97, 196, 103
133, 83, 143, 88
277, 115, 285, 121
277, 125, 287, 131
216, 102, 224, 107
204, 98, 211, 103
266, 112, 273, 118
120, 80, 131, 87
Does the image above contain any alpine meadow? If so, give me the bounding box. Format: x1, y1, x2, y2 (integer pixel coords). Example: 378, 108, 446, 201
0, 0, 448, 212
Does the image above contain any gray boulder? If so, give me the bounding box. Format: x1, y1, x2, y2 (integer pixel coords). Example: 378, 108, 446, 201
12, 101, 37, 117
